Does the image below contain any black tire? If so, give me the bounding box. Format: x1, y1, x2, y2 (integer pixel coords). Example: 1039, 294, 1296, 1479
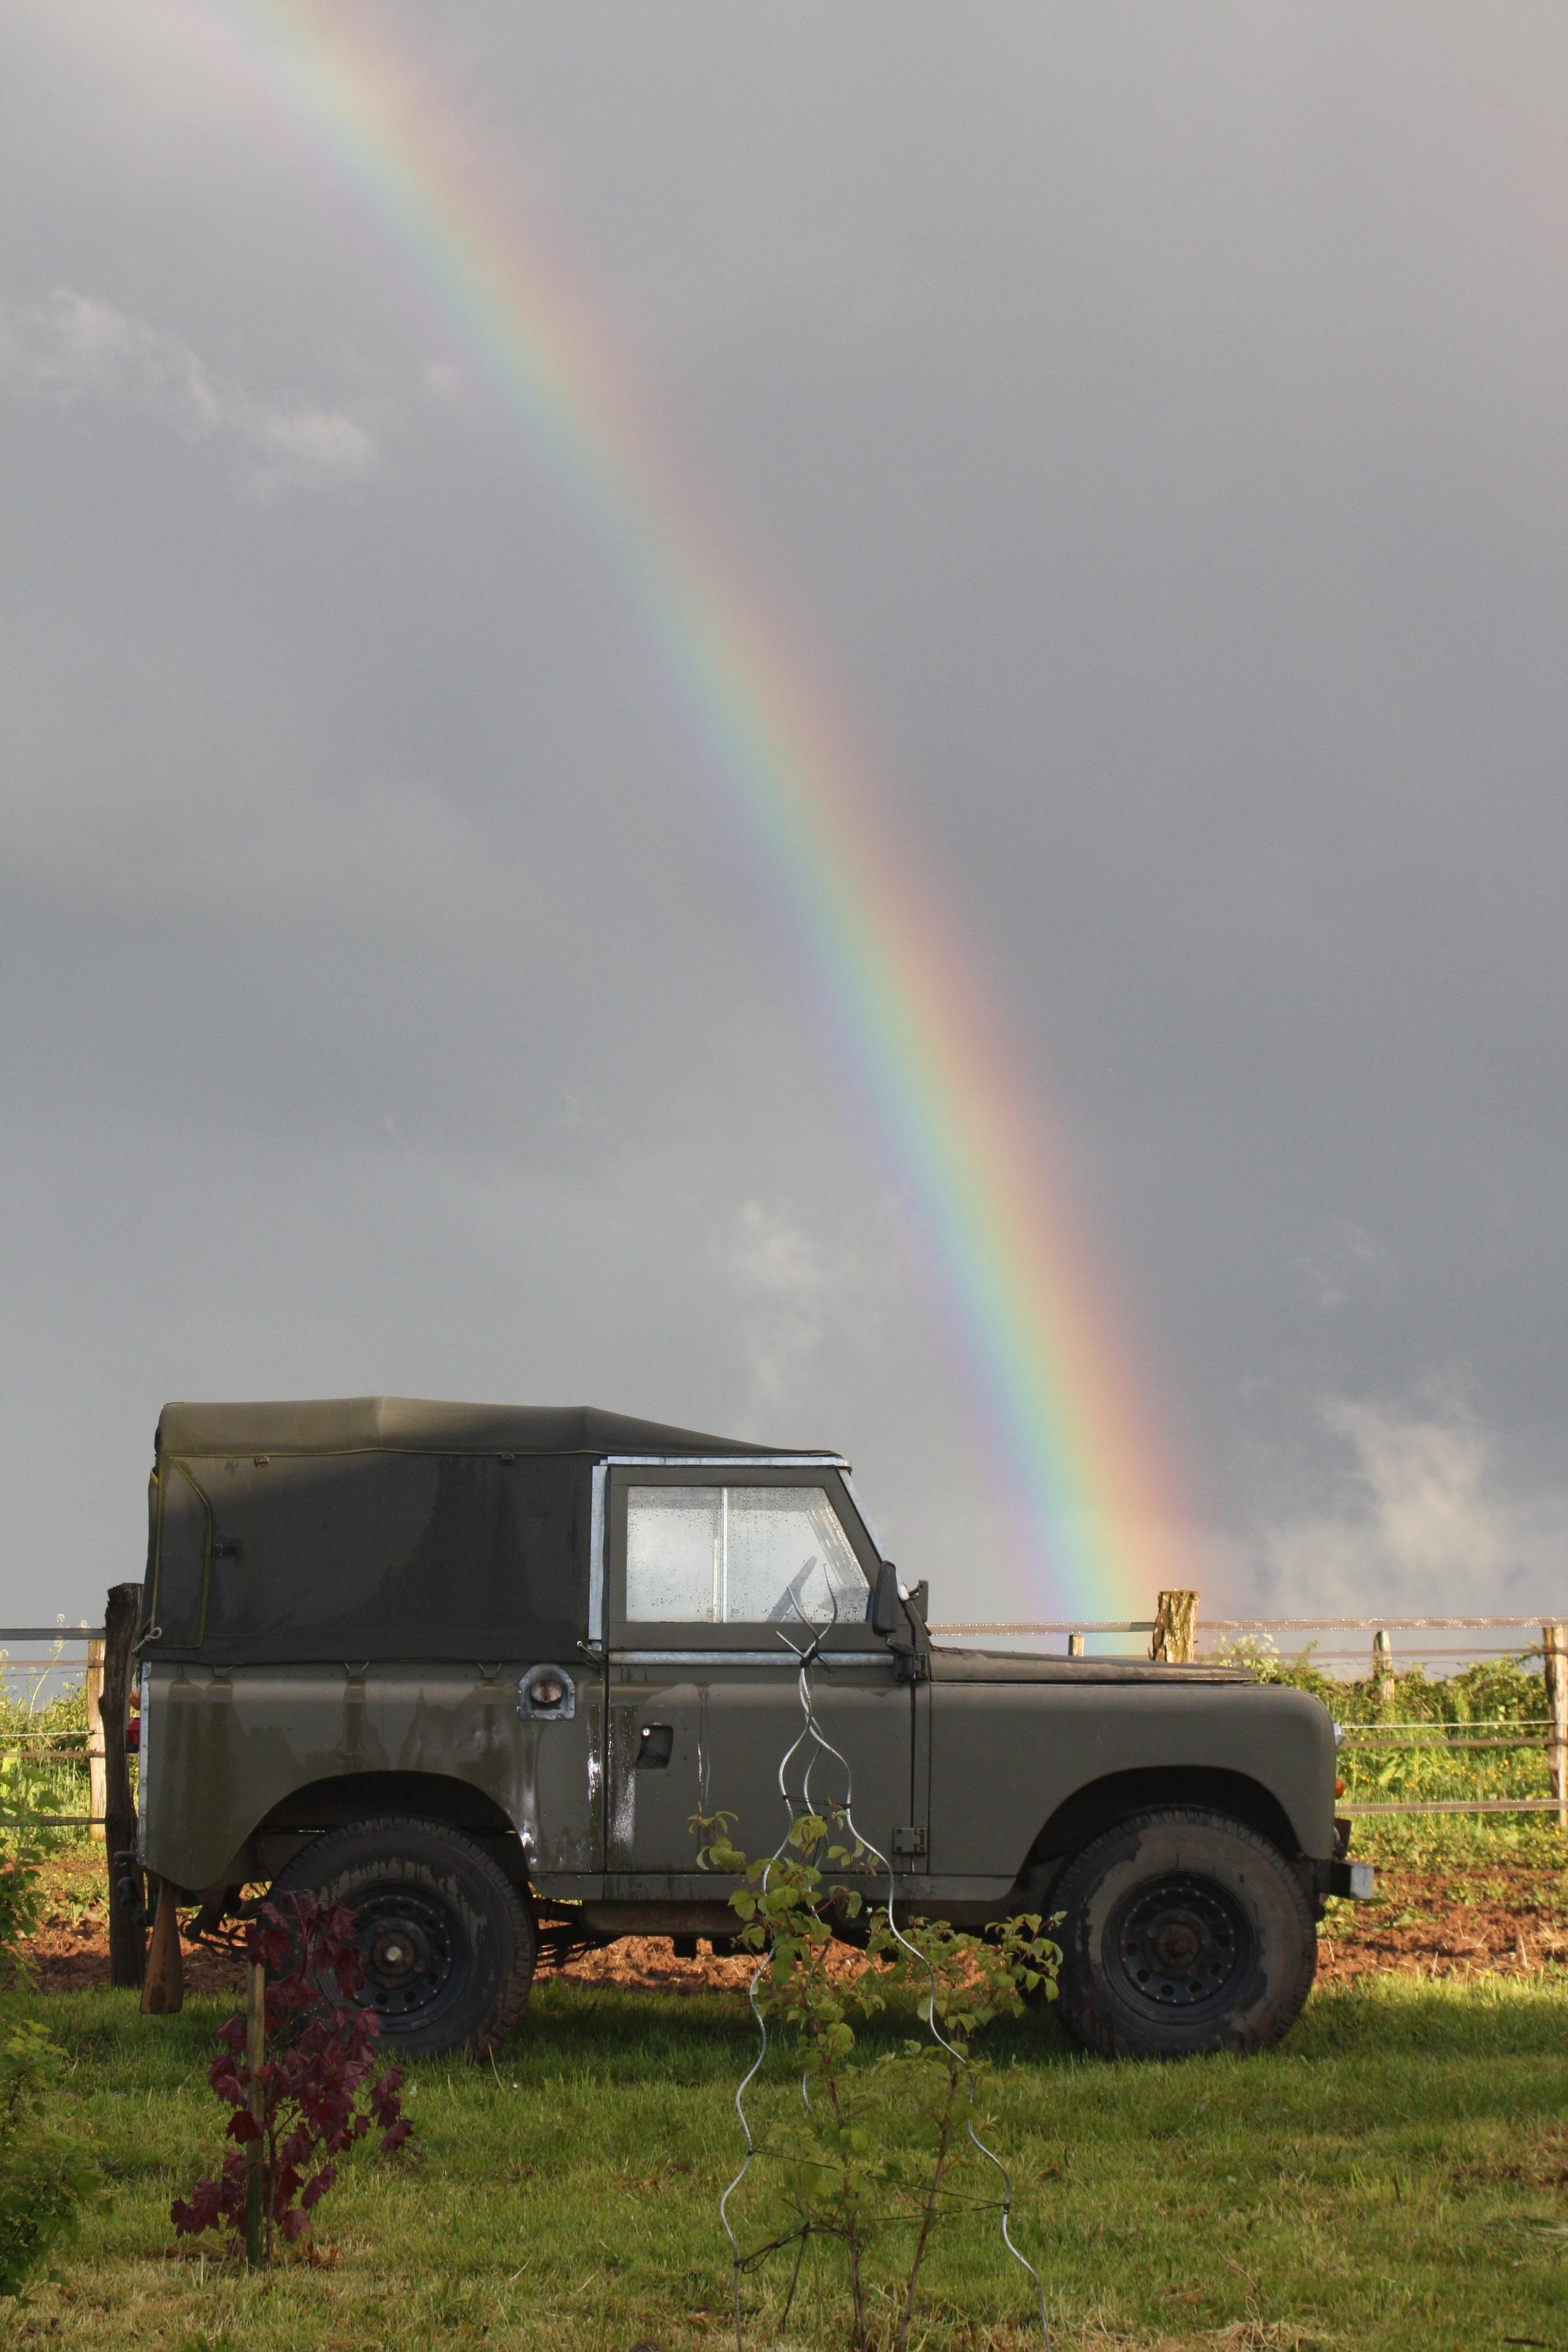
1053, 1806, 1316, 2060
269, 1816, 535, 2060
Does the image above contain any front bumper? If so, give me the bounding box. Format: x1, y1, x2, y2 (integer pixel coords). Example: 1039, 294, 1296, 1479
1313, 1855, 1375, 1901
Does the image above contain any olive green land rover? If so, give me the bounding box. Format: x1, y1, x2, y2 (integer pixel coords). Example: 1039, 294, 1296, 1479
137, 1397, 1369, 2060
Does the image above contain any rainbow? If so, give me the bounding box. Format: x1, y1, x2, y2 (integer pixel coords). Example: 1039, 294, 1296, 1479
171, 0, 1187, 1615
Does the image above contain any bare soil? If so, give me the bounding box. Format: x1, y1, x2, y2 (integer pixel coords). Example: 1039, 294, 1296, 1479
1314, 1859, 1568, 1984
546, 1930, 870, 1994
22, 1850, 1568, 2000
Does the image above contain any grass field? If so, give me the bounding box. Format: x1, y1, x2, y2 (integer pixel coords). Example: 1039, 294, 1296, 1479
4, 1663, 1566, 2346
5, 1965, 1567, 2352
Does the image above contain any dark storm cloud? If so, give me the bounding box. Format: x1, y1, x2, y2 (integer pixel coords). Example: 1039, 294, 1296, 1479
2, 2, 1565, 1623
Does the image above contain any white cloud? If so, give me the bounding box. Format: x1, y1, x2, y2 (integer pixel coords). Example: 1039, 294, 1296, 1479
1295, 1221, 1393, 1314
721, 1202, 837, 1417
0, 288, 378, 495
1256, 1381, 1568, 1616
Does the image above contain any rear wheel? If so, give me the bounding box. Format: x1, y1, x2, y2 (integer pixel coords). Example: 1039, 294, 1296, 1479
1053, 1806, 1315, 2059
269, 1816, 535, 2059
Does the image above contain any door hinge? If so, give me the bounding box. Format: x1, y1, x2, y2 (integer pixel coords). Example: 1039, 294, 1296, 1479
892, 1825, 927, 1857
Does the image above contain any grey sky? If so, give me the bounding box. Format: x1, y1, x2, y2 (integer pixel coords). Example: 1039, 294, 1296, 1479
2, 2, 1565, 1630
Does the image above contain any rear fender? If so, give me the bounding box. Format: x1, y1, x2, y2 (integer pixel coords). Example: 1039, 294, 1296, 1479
139, 1660, 601, 1891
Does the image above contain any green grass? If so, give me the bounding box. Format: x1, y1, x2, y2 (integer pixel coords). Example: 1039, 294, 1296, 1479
1352, 1809, 1568, 1876
6, 1665, 1566, 2345
5, 1970, 1567, 2351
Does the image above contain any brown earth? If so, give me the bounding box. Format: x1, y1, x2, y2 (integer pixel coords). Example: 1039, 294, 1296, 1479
21, 1852, 1568, 2001
1314, 1860, 1568, 1985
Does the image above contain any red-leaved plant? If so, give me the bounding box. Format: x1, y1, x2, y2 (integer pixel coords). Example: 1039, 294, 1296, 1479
171, 1891, 411, 2263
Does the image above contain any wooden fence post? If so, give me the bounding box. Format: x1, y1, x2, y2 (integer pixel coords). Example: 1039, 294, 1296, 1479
1151, 1591, 1199, 1664
102, 1581, 145, 1990
85, 1634, 106, 1845
1373, 1627, 1395, 1709
140, 1880, 184, 2015
1544, 1623, 1567, 1831
1067, 1633, 1085, 1658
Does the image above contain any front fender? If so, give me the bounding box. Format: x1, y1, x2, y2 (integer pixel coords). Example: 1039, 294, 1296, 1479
929, 1679, 1337, 1886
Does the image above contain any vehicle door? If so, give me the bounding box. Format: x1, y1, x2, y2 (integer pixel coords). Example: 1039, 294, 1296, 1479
603, 1467, 916, 1892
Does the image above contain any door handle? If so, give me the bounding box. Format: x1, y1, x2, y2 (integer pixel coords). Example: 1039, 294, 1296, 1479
635, 1723, 674, 1770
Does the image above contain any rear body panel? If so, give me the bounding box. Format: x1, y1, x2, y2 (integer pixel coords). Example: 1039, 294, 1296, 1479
142, 1661, 603, 1891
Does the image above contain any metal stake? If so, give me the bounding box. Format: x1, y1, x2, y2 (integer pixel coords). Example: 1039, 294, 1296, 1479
244, 1958, 266, 2268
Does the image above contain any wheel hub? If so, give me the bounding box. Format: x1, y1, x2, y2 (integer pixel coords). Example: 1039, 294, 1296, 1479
353, 1889, 461, 2021
1107, 1872, 1254, 2012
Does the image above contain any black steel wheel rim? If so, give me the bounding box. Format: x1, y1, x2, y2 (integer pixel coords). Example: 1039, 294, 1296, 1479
351, 1886, 468, 2026
1105, 1871, 1255, 2015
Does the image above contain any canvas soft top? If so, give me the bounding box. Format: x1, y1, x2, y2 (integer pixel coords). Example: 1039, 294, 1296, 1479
146, 1400, 843, 1665
156, 1397, 840, 1462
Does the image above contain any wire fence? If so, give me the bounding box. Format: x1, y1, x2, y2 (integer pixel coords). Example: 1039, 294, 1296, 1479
0, 1628, 107, 1837
0, 1608, 1563, 1838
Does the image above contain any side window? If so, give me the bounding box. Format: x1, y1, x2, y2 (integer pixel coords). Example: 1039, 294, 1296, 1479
625, 1485, 868, 1626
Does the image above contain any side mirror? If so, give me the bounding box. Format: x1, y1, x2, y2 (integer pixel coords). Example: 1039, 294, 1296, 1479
869, 1561, 931, 1678
869, 1559, 903, 1636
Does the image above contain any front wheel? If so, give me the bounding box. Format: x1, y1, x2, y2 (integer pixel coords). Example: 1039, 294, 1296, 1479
1053, 1806, 1316, 2059
269, 1816, 536, 2059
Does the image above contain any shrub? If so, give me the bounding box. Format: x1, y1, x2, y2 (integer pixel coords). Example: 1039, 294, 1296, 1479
0, 1656, 95, 1860
0, 1756, 75, 1985
172, 1892, 411, 2264
698, 1807, 1058, 2352
0, 2019, 96, 2296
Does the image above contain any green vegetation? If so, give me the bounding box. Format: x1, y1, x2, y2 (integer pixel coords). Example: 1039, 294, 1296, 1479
1353, 1805, 1568, 1872
0, 1664, 90, 1776
0, 1970, 1561, 2350
0, 1668, 95, 1853
1222, 1642, 1556, 1810
696, 1807, 1059, 2351
0, 2018, 97, 2297
0, 1671, 97, 1975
